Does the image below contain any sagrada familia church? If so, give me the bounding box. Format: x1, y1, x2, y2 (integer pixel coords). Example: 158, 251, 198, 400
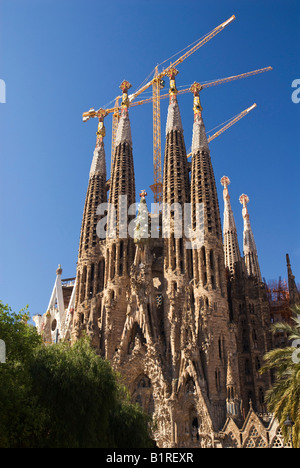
34, 69, 299, 448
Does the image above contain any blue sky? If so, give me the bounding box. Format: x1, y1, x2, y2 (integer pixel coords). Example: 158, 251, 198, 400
0, 0, 299, 317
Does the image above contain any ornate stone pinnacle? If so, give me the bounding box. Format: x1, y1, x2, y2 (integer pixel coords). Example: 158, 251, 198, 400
139, 189, 147, 198
120, 79, 132, 93
190, 81, 202, 96
96, 121, 106, 140
240, 194, 250, 222
120, 80, 132, 108
95, 109, 107, 142
97, 108, 107, 122
190, 82, 203, 116
221, 176, 231, 188
239, 193, 250, 208
166, 67, 179, 80
167, 67, 179, 96
221, 176, 231, 200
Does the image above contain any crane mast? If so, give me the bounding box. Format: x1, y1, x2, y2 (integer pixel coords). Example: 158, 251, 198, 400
145, 14, 236, 205
150, 66, 163, 205
111, 96, 120, 168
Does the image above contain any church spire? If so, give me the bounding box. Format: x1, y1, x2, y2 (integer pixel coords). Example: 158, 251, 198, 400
189, 84, 239, 418
190, 82, 222, 244
108, 79, 136, 239
89, 109, 107, 178
78, 110, 107, 258
226, 352, 241, 419
115, 80, 132, 147
239, 194, 261, 281
190, 82, 209, 153
286, 253, 300, 306
221, 176, 242, 276
73, 111, 108, 344
163, 67, 190, 274
165, 67, 183, 134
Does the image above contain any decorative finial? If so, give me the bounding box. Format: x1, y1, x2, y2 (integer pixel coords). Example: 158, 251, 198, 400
239, 193, 249, 207
240, 193, 261, 281
96, 108, 107, 143
120, 80, 132, 110
221, 176, 231, 201
239, 194, 250, 219
139, 189, 147, 198
166, 67, 179, 97
56, 264, 62, 276
221, 176, 231, 188
190, 82, 203, 117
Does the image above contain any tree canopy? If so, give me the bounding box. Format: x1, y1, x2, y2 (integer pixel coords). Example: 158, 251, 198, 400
260, 306, 300, 448
0, 301, 154, 448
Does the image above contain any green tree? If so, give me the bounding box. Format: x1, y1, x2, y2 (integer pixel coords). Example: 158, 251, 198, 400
30, 338, 154, 448
0, 302, 154, 448
0, 302, 43, 447
109, 398, 155, 448
260, 306, 300, 448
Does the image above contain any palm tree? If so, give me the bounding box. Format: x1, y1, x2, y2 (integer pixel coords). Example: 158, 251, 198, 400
260, 306, 300, 448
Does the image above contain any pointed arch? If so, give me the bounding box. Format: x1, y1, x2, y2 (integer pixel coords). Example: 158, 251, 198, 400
132, 373, 155, 415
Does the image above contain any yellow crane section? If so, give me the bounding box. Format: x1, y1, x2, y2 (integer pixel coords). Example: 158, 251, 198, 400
208, 103, 256, 143
82, 14, 272, 206
151, 66, 163, 205
131, 14, 235, 204
128, 15, 236, 103
186, 103, 257, 158
83, 15, 236, 204
82, 66, 270, 122
160, 66, 272, 100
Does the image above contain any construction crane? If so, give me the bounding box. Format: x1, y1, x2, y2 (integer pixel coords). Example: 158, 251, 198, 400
133, 66, 270, 202
83, 65, 271, 200
128, 15, 236, 102
186, 103, 257, 158
83, 14, 236, 202
83, 67, 271, 166
82, 14, 272, 204
157, 66, 272, 101
132, 14, 236, 205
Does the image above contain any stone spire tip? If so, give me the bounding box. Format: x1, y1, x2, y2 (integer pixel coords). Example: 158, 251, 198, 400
221, 176, 231, 188
165, 68, 183, 134
89, 113, 107, 178
115, 80, 133, 146
239, 193, 250, 207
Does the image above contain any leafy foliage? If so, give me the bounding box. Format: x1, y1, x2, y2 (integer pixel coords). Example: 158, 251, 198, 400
0, 302, 43, 447
260, 306, 300, 447
0, 302, 154, 448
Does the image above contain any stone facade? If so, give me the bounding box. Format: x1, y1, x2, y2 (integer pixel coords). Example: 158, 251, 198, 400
36, 76, 298, 448
220, 404, 292, 448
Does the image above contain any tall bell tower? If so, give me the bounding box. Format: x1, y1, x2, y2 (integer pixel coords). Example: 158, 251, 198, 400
72, 110, 107, 347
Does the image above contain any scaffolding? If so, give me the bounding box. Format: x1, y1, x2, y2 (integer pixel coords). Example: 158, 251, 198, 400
267, 277, 292, 323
